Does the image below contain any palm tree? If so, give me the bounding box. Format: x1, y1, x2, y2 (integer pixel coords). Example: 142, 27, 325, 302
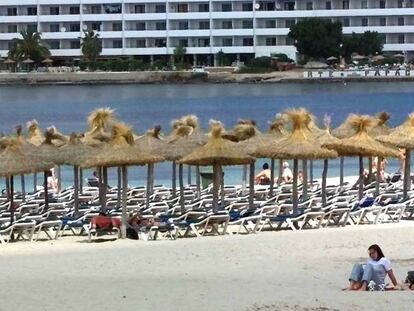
8, 30, 50, 62
80, 31, 102, 62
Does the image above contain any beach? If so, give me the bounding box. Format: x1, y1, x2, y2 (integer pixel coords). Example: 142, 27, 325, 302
1, 222, 413, 311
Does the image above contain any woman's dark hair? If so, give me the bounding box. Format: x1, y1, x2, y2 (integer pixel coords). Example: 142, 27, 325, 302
368, 244, 385, 261
263, 163, 269, 170
47, 171, 52, 177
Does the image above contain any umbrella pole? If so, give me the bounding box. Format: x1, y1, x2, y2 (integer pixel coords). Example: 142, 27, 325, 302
292, 159, 299, 214
375, 156, 381, 197
302, 160, 308, 201
172, 161, 177, 197
212, 163, 220, 213
358, 156, 364, 200
249, 162, 255, 209
102, 167, 108, 212
121, 165, 128, 239
269, 158, 275, 197
241, 165, 247, 195
278, 159, 283, 185
117, 166, 122, 208
44, 171, 49, 211
57, 165, 62, 193
187, 165, 192, 185
33, 172, 37, 192
368, 157, 373, 184
220, 166, 225, 209
5, 177, 10, 201
97, 167, 103, 207
403, 148, 411, 200
79, 168, 83, 194
179, 163, 185, 213
9, 176, 14, 224
309, 160, 314, 187
322, 159, 328, 207
339, 157, 344, 188
146, 164, 151, 210
73, 165, 79, 216
20, 174, 26, 202
195, 165, 201, 198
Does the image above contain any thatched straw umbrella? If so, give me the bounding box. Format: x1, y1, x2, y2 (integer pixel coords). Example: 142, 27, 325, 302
135, 125, 166, 209
257, 108, 337, 213
324, 115, 398, 200
179, 121, 255, 213
81, 123, 163, 238
26, 120, 44, 191
0, 139, 53, 223
377, 113, 414, 199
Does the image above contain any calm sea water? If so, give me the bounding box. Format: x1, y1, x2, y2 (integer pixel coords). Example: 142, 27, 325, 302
0, 81, 412, 190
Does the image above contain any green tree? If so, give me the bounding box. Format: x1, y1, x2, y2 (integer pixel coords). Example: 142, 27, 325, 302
173, 45, 186, 67
80, 30, 102, 61
216, 50, 231, 66
341, 31, 384, 59
288, 18, 343, 60
8, 30, 50, 62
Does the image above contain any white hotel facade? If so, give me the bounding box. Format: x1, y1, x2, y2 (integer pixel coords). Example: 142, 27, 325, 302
1, 0, 414, 64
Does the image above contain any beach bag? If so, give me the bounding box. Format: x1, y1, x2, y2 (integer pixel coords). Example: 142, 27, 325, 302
405, 271, 414, 286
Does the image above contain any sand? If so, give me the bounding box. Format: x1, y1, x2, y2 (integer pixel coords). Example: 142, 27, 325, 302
1, 222, 414, 311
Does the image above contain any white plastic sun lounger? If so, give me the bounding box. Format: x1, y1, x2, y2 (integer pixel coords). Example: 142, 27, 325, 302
0, 221, 36, 244
348, 206, 382, 225
378, 204, 406, 223
34, 220, 63, 241
187, 214, 230, 237
323, 208, 351, 227
285, 211, 325, 231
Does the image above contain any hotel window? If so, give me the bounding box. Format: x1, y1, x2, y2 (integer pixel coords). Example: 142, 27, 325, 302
155, 22, 166, 30
398, 0, 404, 8
380, 17, 386, 26
222, 21, 233, 29
178, 39, 188, 47
361, 18, 368, 26
27, 7, 37, 16
380, 0, 386, 8
50, 7, 60, 15
199, 21, 210, 29
222, 3, 232, 12
398, 34, 405, 43
342, 18, 350, 27
306, 2, 313, 10
361, 1, 367, 9
262, 2, 275, 11
135, 5, 145, 13
326, 1, 332, 9
178, 21, 188, 30
285, 19, 295, 28
177, 4, 188, 13
398, 17, 405, 26
155, 5, 166, 13
69, 24, 80, 32
265, 20, 276, 28
136, 22, 146, 30
284, 2, 295, 10
242, 3, 253, 11
154, 39, 166, 47
242, 20, 253, 29
243, 37, 253, 46
7, 8, 17, 16
112, 40, 123, 48
112, 22, 122, 31
91, 22, 101, 31
70, 40, 80, 49
266, 37, 277, 46
222, 38, 232, 46
198, 38, 210, 47
199, 4, 209, 12
342, 1, 349, 9
49, 24, 59, 32
104, 4, 122, 14
7, 25, 17, 33
91, 6, 101, 14
70, 6, 80, 15
27, 24, 38, 33
49, 41, 60, 49
136, 39, 146, 47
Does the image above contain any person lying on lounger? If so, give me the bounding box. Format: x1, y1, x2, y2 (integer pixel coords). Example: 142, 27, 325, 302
343, 244, 398, 291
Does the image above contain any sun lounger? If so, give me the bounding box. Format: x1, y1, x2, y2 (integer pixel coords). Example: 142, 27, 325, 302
285, 211, 325, 230
186, 214, 230, 237
323, 207, 351, 227
348, 206, 382, 225
378, 204, 406, 223
0, 221, 36, 244
34, 220, 62, 241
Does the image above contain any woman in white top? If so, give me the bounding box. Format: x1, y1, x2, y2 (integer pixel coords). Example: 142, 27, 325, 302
344, 244, 398, 291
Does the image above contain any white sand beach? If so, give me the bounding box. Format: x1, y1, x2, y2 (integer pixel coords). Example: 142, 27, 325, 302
1, 222, 414, 311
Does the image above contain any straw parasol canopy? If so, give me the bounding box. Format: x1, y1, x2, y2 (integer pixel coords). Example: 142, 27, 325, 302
3, 59, 16, 64
372, 55, 386, 62
327, 56, 338, 61
60, 133, 99, 167
83, 107, 116, 145
135, 125, 166, 155
42, 58, 53, 64
22, 58, 35, 64
369, 112, 392, 138
26, 120, 44, 146
222, 119, 260, 142
394, 53, 405, 59
352, 54, 366, 61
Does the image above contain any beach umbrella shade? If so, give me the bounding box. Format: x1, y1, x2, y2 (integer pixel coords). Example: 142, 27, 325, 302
179, 121, 255, 213
0, 139, 53, 223
372, 55, 386, 62
327, 56, 338, 62
377, 113, 414, 199
394, 53, 405, 58
323, 115, 398, 200
3, 59, 16, 64
352, 54, 366, 61
22, 58, 35, 64
256, 108, 337, 214
81, 123, 164, 238
42, 58, 53, 65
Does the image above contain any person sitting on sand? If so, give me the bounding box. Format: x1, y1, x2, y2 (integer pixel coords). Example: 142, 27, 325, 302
255, 163, 271, 185
344, 244, 398, 291
282, 162, 293, 183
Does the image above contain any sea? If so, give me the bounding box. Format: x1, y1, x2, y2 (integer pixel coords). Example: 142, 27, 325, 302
0, 81, 412, 190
